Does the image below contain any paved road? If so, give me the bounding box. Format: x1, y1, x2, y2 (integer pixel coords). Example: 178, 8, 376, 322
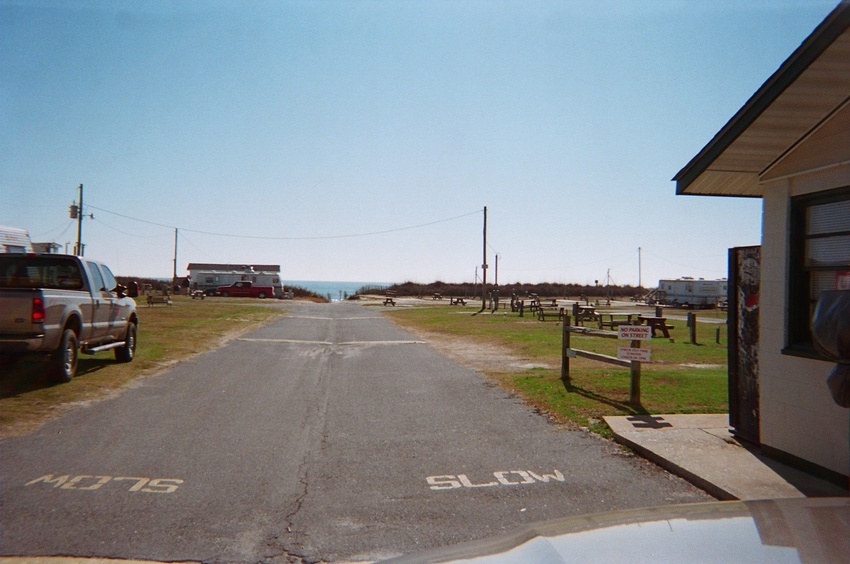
0, 301, 711, 562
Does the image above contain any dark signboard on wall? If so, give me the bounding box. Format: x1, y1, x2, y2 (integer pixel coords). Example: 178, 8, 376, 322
728, 245, 761, 444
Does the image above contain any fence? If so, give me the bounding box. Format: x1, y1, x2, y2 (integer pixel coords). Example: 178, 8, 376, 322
561, 315, 646, 405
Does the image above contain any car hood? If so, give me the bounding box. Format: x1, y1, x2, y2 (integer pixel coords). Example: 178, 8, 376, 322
384, 497, 850, 563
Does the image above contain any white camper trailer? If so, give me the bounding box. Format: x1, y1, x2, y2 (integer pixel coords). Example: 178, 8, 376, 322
191, 267, 282, 297
0, 226, 33, 254
654, 277, 727, 309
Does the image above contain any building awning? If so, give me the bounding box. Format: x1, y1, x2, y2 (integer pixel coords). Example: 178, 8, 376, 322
673, 3, 850, 197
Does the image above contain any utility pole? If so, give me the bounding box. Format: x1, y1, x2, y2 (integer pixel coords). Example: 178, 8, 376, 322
638, 246, 642, 289
481, 206, 488, 311
75, 184, 83, 256
173, 228, 179, 283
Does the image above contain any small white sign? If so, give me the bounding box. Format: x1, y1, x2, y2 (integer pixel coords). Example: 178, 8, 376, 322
618, 325, 652, 340
618, 347, 651, 362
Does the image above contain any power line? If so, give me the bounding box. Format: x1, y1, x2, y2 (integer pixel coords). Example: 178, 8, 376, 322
86, 205, 481, 241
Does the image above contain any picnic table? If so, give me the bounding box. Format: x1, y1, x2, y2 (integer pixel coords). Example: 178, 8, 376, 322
146, 294, 172, 307
383, 290, 396, 306
575, 305, 600, 326
432, 293, 443, 300
597, 311, 642, 330
537, 305, 565, 322
639, 315, 674, 338
449, 297, 467, 306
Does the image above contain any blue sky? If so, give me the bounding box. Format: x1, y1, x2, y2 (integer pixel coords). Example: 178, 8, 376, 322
0, 0, 840, 286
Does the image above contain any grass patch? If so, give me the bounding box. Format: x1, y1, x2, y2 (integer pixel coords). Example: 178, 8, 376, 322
386, 305, 728, 436
0, 296, 284, 436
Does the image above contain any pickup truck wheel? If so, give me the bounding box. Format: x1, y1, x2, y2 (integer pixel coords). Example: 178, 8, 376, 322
51, 329, 79, 383
115, 322, 137, 363
258, 292, 267, 299
221, 291, 229, 297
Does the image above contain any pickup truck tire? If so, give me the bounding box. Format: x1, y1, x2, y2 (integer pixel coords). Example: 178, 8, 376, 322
51, 329, 79, 383
115, 322, 137, 363
221, 291, 229, 297
258, 292, 267, 299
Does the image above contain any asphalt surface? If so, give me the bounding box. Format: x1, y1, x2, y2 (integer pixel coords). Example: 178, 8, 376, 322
0, 301, 712, 562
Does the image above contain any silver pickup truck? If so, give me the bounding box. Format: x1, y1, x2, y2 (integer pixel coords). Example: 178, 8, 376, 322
0, 254, 138, 382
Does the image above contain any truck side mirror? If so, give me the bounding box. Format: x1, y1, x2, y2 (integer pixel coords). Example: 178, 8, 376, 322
114, 284, 127, 298
811, 290, 850, 408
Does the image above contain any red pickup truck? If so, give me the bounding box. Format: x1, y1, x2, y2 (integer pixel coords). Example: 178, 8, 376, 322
216, 281, 275, 299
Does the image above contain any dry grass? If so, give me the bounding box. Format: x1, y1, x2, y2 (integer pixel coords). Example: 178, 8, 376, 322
0, 295, 284, 437
385, 304, 728, 436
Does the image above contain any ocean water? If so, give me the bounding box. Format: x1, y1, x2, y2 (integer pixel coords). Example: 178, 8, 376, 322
286, 280, 390, 301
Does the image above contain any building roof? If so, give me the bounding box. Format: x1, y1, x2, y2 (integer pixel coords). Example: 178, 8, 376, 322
673, 3, 850, 197
186, 263, 281, 272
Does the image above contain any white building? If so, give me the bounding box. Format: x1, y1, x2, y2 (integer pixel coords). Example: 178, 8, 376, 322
674, 3, 849, 486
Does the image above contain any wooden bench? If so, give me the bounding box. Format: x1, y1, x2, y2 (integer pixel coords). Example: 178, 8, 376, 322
537, 306, 564, 321
147, 294, 172, 307
449, 297, 466, 306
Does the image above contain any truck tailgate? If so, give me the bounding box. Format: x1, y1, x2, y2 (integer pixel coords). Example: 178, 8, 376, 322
0, 288, 44, 336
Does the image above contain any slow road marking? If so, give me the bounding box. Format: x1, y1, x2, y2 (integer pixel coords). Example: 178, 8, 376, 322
25, 474, 183, 493
427, 469, 565, 490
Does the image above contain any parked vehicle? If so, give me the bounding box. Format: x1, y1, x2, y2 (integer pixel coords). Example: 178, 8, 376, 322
0, 225, 34, 254
651, 277, 727, 309
0, 254, 138, 382
216, 281, 275, 299
191, 267, 283, 297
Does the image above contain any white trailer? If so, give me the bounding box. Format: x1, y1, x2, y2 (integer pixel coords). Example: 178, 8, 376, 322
192, 268, 283, 297
655, 277, 727, 309
0, 225, 33, 254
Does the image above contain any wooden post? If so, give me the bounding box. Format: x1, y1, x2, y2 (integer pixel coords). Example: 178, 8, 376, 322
629, 339, 641, 404
519, 300, 524, 317
561, 315, 571, 384
688, 312, 698, 344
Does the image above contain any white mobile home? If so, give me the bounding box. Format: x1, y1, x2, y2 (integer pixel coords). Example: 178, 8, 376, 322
186, 263, 283, 297
656, 278, 727, 308
0, 225, 33, 254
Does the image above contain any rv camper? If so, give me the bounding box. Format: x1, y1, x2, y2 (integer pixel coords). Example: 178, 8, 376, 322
191, 267, 282, 297
654, 277, 727, 309
0, 226, 33, 254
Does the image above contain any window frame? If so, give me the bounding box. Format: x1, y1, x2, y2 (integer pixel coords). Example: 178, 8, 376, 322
785, 185, 850, 358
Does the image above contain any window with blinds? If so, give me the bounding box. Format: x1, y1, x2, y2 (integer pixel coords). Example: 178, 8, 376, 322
787, 186, 850, 356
